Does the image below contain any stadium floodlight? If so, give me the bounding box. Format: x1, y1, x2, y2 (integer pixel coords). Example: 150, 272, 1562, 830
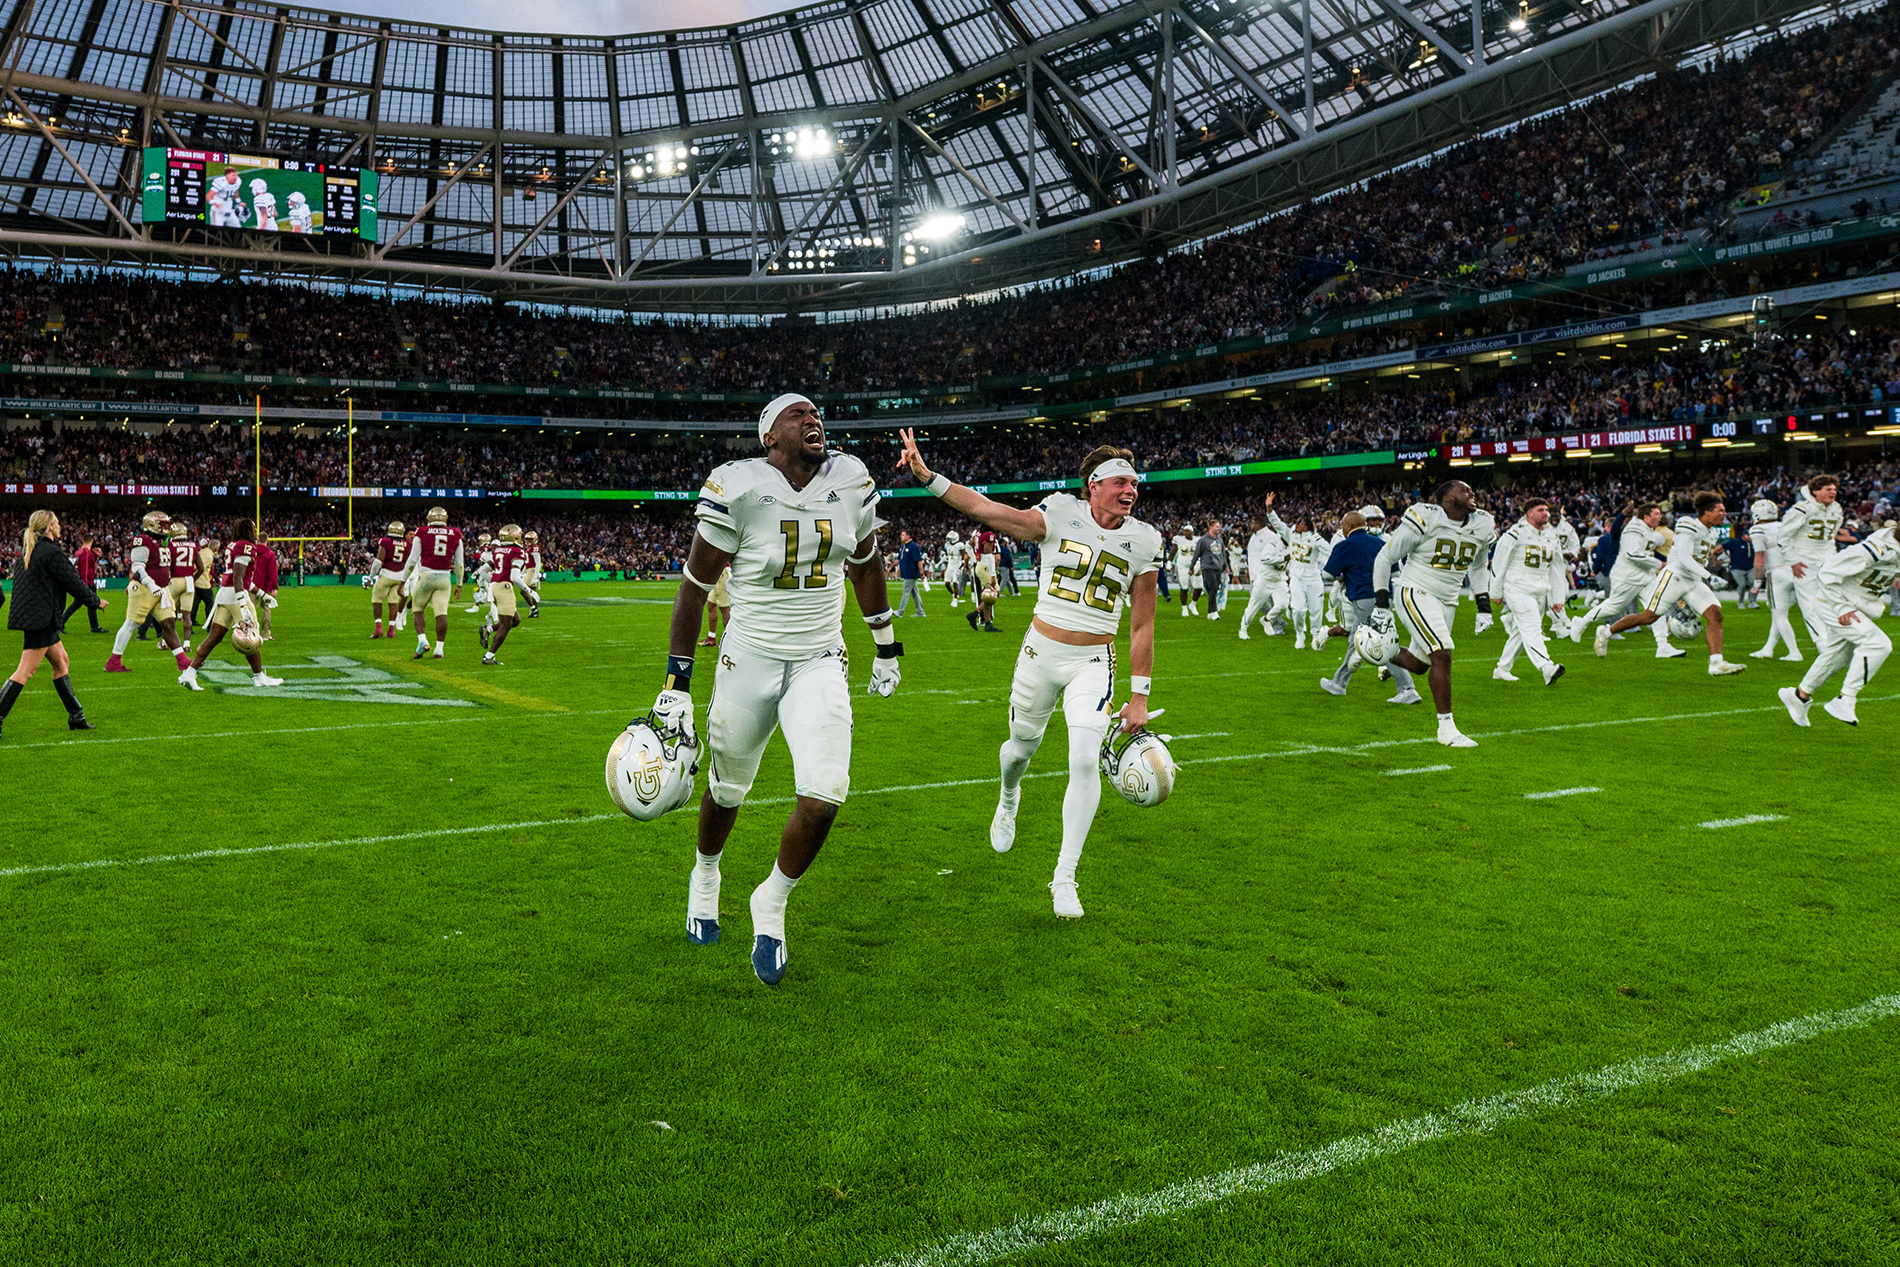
766, 126, 840, 159
915, 212, 967, 241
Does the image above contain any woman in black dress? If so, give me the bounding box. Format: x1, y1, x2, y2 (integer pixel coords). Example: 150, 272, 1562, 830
2, 510, 109, 739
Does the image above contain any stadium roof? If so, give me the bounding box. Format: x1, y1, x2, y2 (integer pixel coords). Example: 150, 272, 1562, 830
0, 0, 1834, 312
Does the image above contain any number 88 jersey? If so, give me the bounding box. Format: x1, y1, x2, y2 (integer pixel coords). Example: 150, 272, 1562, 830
695, 453, 881, 657
1030, 492, 1165, 636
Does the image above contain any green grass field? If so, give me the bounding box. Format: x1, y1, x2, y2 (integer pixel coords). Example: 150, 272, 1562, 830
4, 582, 1896, 1266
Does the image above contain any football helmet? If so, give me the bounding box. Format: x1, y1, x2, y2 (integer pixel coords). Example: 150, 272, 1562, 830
386, 520, 404, 534
945, 530, 960, 544
522, 530, 539, 544
606, 713, 699, 821
499, 524, 523, 543
1750, 498, 1779, 524
230, 606, 264, 653
1667, 601, 1703, 642
1652, 526, 1675, 556
476, 533, 492, 548
250, 177, 269, 194
1352, 621, 1398, 666
141, 510, 168, 533
980, 586, 999, 603
287, 191, 307, 207
426, 506, 449, 525
1100, 728, 1177, 808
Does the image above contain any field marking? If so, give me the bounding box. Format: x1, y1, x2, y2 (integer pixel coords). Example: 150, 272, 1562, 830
7, 709, 622, 751
1524, 787, 1602, 799
871, 991, 1900, 1267
1384, 765, 1451, 776
1697, 814, 1789, 830
397, 658, 569, 712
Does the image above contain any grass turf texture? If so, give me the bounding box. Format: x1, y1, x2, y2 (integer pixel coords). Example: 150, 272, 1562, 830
3, 583, 1896, 1266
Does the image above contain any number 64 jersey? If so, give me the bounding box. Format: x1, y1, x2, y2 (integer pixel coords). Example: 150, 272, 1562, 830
1030, 492, 1165, 635
695, 453, 881, 657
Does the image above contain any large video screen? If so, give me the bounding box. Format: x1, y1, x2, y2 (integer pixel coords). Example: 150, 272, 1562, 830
141, 149, 379, 240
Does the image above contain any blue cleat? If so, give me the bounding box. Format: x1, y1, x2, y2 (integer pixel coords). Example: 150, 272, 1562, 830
686, 916, 721, 945
751, 934, 788, 985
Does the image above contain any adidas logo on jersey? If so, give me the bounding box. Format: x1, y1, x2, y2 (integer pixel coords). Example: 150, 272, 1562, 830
826, 490, 840, 503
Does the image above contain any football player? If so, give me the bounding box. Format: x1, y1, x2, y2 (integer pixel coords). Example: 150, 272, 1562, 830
702, 565, 732, 646
285, 191, 313, 233
1779, 521, 1900, 726
899, 431, 1163, 921
1599, 492, 1745, 675
521, 530, 543, 617
466, 531, 495, 627
1286, 513, 1329, 650
1369, 481, 1496, 747
482, 526, 526, 666
1748, 497, 1803, 661
1773, 474, 1847, 652
1238, 496, 1292, 640
942, 530, 970, 608
206, 168, 246, 227
105, 511, 193, 677
249, 178, 278, 231
167, 521, 197, 647
1490, 497, 1568, 684
180, 520, 282, 690
1170, 523, 1200, 616
655, 393, 898, 986
1571, 504, 1672, 654
402, 507, 464, 659
367, 520, 407, 638
969, 549, 1000, 632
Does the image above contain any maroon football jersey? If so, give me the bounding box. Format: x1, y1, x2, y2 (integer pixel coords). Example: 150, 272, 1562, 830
170, 537, 196, 574
133, 532, 173, 586
492, 544, 525, 585
221, 539, 257, 587
376, 536, 405, 571
414, 524, 462, 571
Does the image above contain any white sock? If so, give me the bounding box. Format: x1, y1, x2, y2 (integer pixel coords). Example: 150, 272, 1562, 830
111, 619, 136, 656
750, 863, 798, 940
435, 642, 446, 656
1053, 727, 1103, 885
1650, 622, 1670, 647
1437, 711, 1456, 730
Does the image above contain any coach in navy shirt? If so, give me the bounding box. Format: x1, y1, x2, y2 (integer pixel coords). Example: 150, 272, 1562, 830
1322, 511, 1417, 699
896, 531, 927, 617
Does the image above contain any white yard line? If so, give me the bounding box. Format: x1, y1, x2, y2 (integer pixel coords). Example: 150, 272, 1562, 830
870, 991, 1900, 1267
1697, 814, 1789, 830
1384, 765, 1452, 776
1524, 787, 1602, 800
10, 709, 623, 750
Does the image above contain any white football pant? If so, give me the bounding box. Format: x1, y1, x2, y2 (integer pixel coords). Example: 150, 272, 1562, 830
1797, 609, 1891, 702
998, 628, 1115, 887
1288, 572, 1325, 639
705, 641, 853, 807
1496, 595, 1559, 676
1755, 566, 1802, 656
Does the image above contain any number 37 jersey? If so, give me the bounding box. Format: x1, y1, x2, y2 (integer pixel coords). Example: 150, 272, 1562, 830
695, 453, 881, 658
1030, 492, 1165, 637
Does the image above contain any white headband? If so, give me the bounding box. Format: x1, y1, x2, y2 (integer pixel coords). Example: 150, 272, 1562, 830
758, 393, 817, 445
1088, 458, 1140, 484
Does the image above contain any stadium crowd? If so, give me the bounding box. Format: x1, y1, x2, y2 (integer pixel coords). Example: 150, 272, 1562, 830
0, 6, 1895, 398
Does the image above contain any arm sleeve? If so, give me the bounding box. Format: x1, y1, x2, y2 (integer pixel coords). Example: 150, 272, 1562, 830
1549, 551, 1569, 606
1266, 510, 1294, 544
1466, 534, 1492, 598
1487, 531, 1514, 602
128, 543, 158, 590
1772, 506, 1807, 553
454, 540, 466, 580
1372, 518, 1424, 594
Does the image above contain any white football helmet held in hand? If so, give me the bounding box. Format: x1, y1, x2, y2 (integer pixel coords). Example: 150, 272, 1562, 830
1353, 621, 1398, 666
1101, 728, 1177, 808
606, 713, 698, 821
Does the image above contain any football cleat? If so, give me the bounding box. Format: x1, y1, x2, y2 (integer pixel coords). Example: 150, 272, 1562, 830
1050, 880, 1084, 920
1823, 695, 1858, 726
1569, 615, 1588, 643
1438, 729, 1479, 748
686, 916, 721, 945
1237, 626, 1250, 640
1492, 668, 1520, 682
1319, 677, 1348, 696
1779, 686, 1811, 728
688, 862, 721, 943
990, 796, 1017, 853
479, 626, 490, 650
751, 934, 788, 985
529, 606, 540, 618
104, 655, 128, 673
178, 666, 203, 692
1293, 634, 1306, 650
481, 653, 501, 666
1593, 627, 1610, 658
1780, 652, 1804, 663
1748, 648, 1775, 659
1708, 659, 1745, 675
1389, 688, 1423, 705
252, 674, 283, 687
1656, 645, 1687, 659
1543, 663, 1566, 685
463, 605, 480, 614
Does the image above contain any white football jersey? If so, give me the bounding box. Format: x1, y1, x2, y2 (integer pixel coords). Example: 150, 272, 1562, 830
1612, 520, 1662, 578
1030, 493, 1165, 637
1490, 518, 1565, 603
1748, 524, 1784, 572
1378, 502, 1496, 602
1247, 527, 1288, 580
1667, 515, 1721, 583
695, 453, 880, 657
1555, 516, 1580, 559
1170, 533, 1196, 572
1287, 530, 1327, 575
1820, 527, 1900, 617
1776, 495, 1845, 567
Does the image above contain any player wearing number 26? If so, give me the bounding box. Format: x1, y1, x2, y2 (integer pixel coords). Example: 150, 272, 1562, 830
655, 393, 899, 987
898, 430, 1164, 922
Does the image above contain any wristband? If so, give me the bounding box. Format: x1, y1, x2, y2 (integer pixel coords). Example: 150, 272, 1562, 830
869, 620, 896, 645
875, 641, 904, 660
1474, 594, 1493, 614
925, 472, 952, 497
1374, 589, 1391, 608
664, 654, 695, 692
1130, 675, 1153, 696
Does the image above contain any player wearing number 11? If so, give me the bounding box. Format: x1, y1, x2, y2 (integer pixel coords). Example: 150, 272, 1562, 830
898, 430, 1163, 921
652, 393, 900, 987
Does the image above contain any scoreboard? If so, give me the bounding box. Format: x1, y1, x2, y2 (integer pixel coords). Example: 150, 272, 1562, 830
141, 148, 378, 240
